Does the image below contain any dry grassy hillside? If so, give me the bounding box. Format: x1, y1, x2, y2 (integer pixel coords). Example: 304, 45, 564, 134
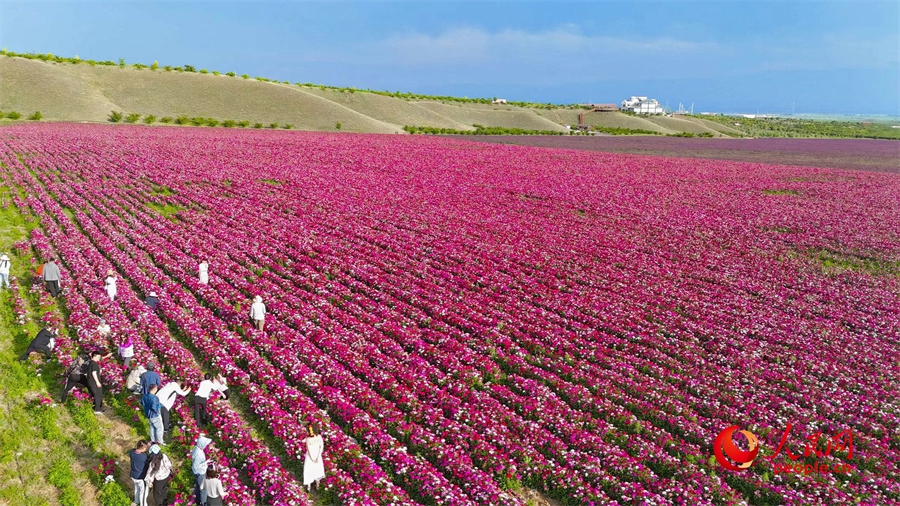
542, 109, 675, 133
644, 116, 724, 136
300, 87, 475, 130
415, 102, 569, 132
0, 55, 740, 137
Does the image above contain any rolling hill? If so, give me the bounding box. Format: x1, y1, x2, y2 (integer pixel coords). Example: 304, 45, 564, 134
0, 54, 728, 135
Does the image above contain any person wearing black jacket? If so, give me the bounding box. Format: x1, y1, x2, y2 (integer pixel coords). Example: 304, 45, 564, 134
86, 350, 105, 414
18, 327, 57, 362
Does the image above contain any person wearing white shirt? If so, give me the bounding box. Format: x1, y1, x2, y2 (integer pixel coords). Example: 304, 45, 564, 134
104, 270, 118, 301
249, 295, 266, 331
204, 467, 227, 506
97, 319, 112, 338
198, 260, 209, 285
0, 254, 11, 289
157, 382, 191, 434
194, 374, 226, 427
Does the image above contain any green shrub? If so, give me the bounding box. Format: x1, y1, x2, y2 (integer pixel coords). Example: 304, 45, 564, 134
6, 111, 21, 120
124, 113, 140, 123
174, 66, 183, 72
108, 111, 123, 123
222, 119, 236, 128
27, 111, 43, 121
268, 122, 278, 129
282, 124, 293, 129
335, 122, 342, 130
143, 115, 156, 124
163, 65, 172, 71
174, 116, 190, 125
226, 71, 236, 77
160, 117, 173, 124
200, 69, 209, 74
241, 74, 249, 79
118, 57, 125, 68
237, 120, 250, 128
253, 123, 263, 129
98, 480, 132, 506
151, 61, 159, 70
132, 62, 147, 69
184, 65, 196, 72
212, 71, 220, 76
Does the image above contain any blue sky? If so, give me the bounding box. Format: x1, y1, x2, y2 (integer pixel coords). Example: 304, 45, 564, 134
1, 1, 897, 114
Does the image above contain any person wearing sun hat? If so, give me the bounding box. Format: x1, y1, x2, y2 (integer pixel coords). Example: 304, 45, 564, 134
144, 443, 174, 506
104, 269, 118, 301
0, 253, 10, 289
145, 291, 159, 311
249, 295, 266, 331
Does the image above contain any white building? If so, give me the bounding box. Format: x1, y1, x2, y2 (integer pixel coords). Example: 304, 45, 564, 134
620, 96, 664, 115
492, 98, 508, 104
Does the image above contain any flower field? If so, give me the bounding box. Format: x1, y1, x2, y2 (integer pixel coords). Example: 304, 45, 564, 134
1, 123, 898, 506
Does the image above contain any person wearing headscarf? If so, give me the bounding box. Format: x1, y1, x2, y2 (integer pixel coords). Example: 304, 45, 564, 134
303, 423, 326, 491
144, 444, 174, 506
145, 291, 160, 310
104, 270, 118, 301
191, 435, 213, 506
198, 260, 209, 285
249, 295, 266, 331
42, 258, 62, 297
0, 253, 11, 289
18, 326, 57, 362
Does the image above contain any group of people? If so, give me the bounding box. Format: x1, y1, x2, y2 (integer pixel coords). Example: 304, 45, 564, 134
17, 256, 329, 501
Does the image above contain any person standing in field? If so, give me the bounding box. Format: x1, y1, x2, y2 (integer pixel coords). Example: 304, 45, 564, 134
194, 373, 226, 427
118, 336, 134, 368
191, 435, 213, 506
104, 270, 118, 301
204, 466, 228, 506
42, 257, 62, 297
303, 423, 326, 491
129, 439, 151, 506
144, 444, 174, 506
18, 326, 57, 362
87, 349, 106, 414
0, 253, 11, 289
157, 381, 191, 434
249, 295, 266, 331
145, 291, 160, 310
198, 260, 209, 285
142, 384, 165, 444
140, 361, 162, 395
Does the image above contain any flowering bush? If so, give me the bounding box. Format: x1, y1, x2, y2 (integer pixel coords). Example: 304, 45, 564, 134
0, 123, 898, 505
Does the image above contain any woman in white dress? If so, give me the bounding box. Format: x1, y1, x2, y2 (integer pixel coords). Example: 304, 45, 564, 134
303, 424, 325, 491
198, 260, 209, 285
104, 270, 118, 301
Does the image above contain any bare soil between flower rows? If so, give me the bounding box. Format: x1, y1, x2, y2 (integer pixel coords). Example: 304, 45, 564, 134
453, 136, 900, 173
